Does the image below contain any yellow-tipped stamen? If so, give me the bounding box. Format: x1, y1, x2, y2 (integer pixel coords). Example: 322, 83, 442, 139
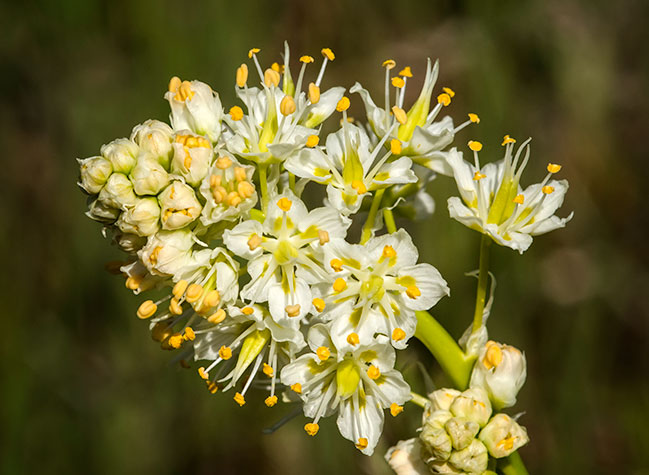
483, 341, 503, 369
502, 135, 516, 146
392, 106, 407, 125
247, 233, 262, 251
137, 300, 157, 319
547, 163, 562, 174
168, 333, 183, 349
198, 367, 209, 380
248, 48, 260, 58
236, 64, 248, 88
336, 96, 350, 112
277, 197, 292, 212
125, 276, 141, 291
355, 438, 369, 450
312, 298, 325, 313
392, 328, 406, 341
542, 186, 555, 194
398, 66, 412, 77
285, 304, 301, 317
351, 180, 367, 195
308, 82, 320, 104
280, 95, 296, 116
442, 87, 455, 98
234, 392, 246, 406
382, 59, 396, 69
347, 333, 360, 346
241, 306, 254, 316
306, 134, 319, 148
406, 285, 421, 299
265, 395, 278, 407
300, 55, 314, 63
207, 309, 226, 324
168, 76, 181, 93
316, 346, 331, 361
468, 113, 480, 123
271, 62, 281, 73
513, 194, 525, 205
204, 290, 220, 308
216, 156, 232, 169
172, 280, 188, 299
437, 93, 451, 107
229, 106, 244, 121
263, 363, 274, 377
330, 258, 343, 272
219, 345, 233, 360
185, 284, 203, 303
390, 139, 402, 155
391, 77, 405, 88
291, 383, 302, 394
318, 229, 330, 245
468, 140, 483, 152
304, 422, 319, 436
333, 278, 347, 293
321, 48, 335, 61
206, 381, 219, 394
390, 403, 404, 417
367, 365, 381, 380
473, 171, 486, 181
264, 68, 281, 87
382, 245, 396, 259
183, 327, 195, 341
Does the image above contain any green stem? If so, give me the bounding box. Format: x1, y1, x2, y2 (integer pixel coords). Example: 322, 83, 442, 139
288, 171, 296, 193
259, 164, 269, 211
414, 311, 474, 389
409, 392, 429, 408
498, 452, 529, 475
383, 208, 397, 233
472, 234, 492, 333
360, 189, 385, 244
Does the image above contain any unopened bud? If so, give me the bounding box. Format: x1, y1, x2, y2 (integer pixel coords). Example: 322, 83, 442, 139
130, 120, 174, 169
450, 388, 492, 427
419, 410, 453, 461
130, 155, 170, 196
448, 439, 488, 474
445, 417, 480, 451
165, 79, 222, 142
117, 197, 161, 237
479, 413, 529, 458
98, 173, 137, 209
78, 156, 113, 194
113, 231, 147, 254
158, 181, 202, 230
101, 138, 138, 174
86, 198, 120, 223
171, 136, 212, 187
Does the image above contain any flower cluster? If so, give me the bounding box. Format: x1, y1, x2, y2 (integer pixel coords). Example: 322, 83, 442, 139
78, 43, 571, 466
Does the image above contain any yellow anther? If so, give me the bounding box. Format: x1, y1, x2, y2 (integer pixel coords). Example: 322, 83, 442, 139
542, 186, 555, 194
198, 367, 209, 380
280, 95, 297, 116
382, 59, 396, 69
392, 106, 407, 125
233, 392, 246, 406
316, 346, 331, 361
304, 422, 319, 436
502, 135, 516, 146
399, 66, 413, 78
473, 171, 486, 181
483, 341, 503, 370
247, 233, 262, 251
442, 87, 456, 98
367, 365, 381, 380
236, 63, 248, 87
229, 106, 244, 121
238, 181, 255, 199
406, 285, 421, 299
391, 77, 405, 88
206, 381, 219, 394
336, 96, 350, 112
497, 437, 516, 451
355, 438, 369, 450
227, 191, 242, 207
318, 229, 330, 245
125, 276, 141, 290
291, 383, 302, 394
137, 300, 157, 319
308, 82, 320, 104
330, 258, 343, 272
468, 113, 480, 123
207, 309, 227, 324
234, 166, 247, 182
547, 163, 562, 174
241, 306, 255, 316
285, 304, 301, 317
351, 180, 367, 195
333, 278, 347, 293
168, 333, 183, 349
264, 68, 280, 87
513, 194, 525, 205
263, 363, 274, 377
347, 333, 360, 346
265, 395, 278, 407
390, 403, 404, 417
392, 328, 406, 341
204, 290, 220, 308
306, 134, 319, 148
185, 284, 203, 303
271, 62, 282, 73
437, 93, 451, 106
277, 197, 293, 212
177, 81, 194, 101
219, 345, 233, 360
382, 245, 397, 259
248, 48, 260, 58
216, 156, 233, 169
390, 139, 402, 155
321, 48, 335, 61
183, 327, 195, 341
168, 76, 181, 92
312, 298, 325, 313
468, 140, 483, 152
300, 55, 314, 63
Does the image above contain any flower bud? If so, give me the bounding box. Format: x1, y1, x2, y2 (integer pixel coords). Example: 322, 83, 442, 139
420, 410, 453, 461
479, 413, 529, 458
470, 340, 527, 410
113, 232, 147, 254
101, 138, 138, 174
78, 156, 112, 194
138, 229, 196, 277
171, 133, 213, 187
385, 438, 430, 475
129, 154, 170, 196
447, 439, 488, 474
429, 388, 462, 412
130, 120, 174, 169
117, 197, 161, 237
450, 388, 492, 427
98, 173, 137, 209
444, 417, 480, 451
166, 79, 222, 142
158, 181, 202, 230
86, 198, 120, 223
428, 461, 463, 474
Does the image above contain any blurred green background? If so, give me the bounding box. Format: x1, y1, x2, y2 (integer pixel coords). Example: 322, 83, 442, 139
2, 0, 648, 473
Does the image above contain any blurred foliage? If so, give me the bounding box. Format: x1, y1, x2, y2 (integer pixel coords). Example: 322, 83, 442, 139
1, 0, 649, 474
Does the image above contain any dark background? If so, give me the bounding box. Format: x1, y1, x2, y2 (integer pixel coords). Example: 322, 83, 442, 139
2, 0, 648, 473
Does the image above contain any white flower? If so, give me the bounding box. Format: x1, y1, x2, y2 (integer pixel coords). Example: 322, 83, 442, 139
280, 324, 410, 455
97, 172, 137, 209
479, 413, 529, 458
447, 138, 573, 253
385, 438, 430, 475
129, 154, 170, 196
138, 229, 198, 278
351, 59, 476, 175
130, 120, 174, 169
166, 77, 222, 142
116, 197, 161, 237
78, 156, 112, 194
470, 340, 527, 410
318, 229, 448, 349
285, 123, 417, 215
157, 180, 202, 230
223, 192, 349, 323
170, 131, 213, 187
198, 153, 257, 225
100, 138, 138, 174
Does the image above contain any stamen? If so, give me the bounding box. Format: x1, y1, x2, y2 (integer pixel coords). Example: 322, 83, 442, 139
318, 230, 330, 245
312, 298, 325, 313
306, 134, 319, 148
137, 300, 157, 319
264, 68, 281, 87
300, 55, 314, 63
542, 186, 555, 194
207, 309, 226, 324
442, 87, 455, 98
168, 298, 182, 315
330, 258, 343, 272
168, 333, 183, 349
483, 342, 503, 369
390, 403, 404, 417
291, 383, 302, 394
183, 327, 195, 341
247, 233, 262, 250
265, 395, 278, 407
473, 171, 486, 181
367, 365, 381, 380
351, 180, 367, 195
280, 95, 296, 116
277, 197, 293, 212
173, 280, 188, 298
234, 392, 246, 406
229, 106, 244, 121
513, 194, 525, 204
271, 62, 281, 73
236, 64, 248, 88
151, 323, 173, 342
219, 345, 233, 360
392, 106, 407, 125
285, 304, 301, 317
263, 363, 274, 377
502, 135, 516, 146
406, 285, 421, 299
308, 82, 320, 104
304, 422, 319, 436
347, 333, 360, 346
316, 346, 331, 361
204, 290, 220, 308
198, 367, 209, 380
206, 381, 219, 394
437, 93, 451, 107
468, 113, 480, 123
168, 76, 181, 93
468, 140, 483, 152
321, 48, 335, 61
185, 284, 203, 303
398, 66, 412, 77
216, 156, 232, 169
382, 245, 397, 259
390, 139, 402, 155
392, 328, 406, 341
382, 59, 396, 69
391, 77, 405, 88
547, 163, 562, 173
333, 278, 347, 292
241, 306, 254, 315
125, 276, 141, 290
248, 48, 260, 58
355, 438, 369, 450
336, 96, 350, 112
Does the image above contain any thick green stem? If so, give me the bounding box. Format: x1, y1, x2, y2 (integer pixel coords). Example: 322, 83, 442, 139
383, 208, 397, 233
360, 189, 385, 244
472, 234, 492, 333
498, 452, 529, 475
259, 164, 269, 211
415, 311, 474, 389
288, 171, 296, 193
409, 392, 429, 408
